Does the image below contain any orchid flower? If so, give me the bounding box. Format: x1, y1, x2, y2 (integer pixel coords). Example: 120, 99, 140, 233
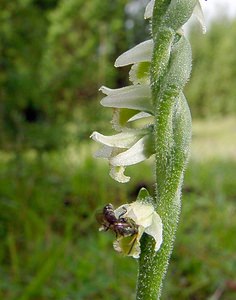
90, 127, 154, 183
113, 188, 163, 258
91, 37, 155, 183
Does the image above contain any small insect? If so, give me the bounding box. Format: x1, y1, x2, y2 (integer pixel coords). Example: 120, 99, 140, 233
96, 203, 138, 237
96, 203, 139, 255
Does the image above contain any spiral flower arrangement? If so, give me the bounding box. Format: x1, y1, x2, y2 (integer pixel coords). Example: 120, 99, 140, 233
91, 1, 206, 299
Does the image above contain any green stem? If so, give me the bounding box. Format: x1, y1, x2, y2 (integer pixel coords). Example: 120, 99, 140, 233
137, 92, 190, 300
136, 0, 195, 297
137, 183, 182, 300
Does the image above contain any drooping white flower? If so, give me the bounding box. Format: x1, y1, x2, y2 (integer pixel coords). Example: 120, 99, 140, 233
90, 128, 154, 183
91, 2, 156, 184
113, 188, 163, 258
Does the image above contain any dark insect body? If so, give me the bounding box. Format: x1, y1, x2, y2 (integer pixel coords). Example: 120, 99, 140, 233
97, 203, 138, 237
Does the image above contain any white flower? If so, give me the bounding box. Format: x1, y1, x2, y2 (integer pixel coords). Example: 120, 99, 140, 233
91, 6, 156, 184
113, 188, 163, 258
90, 128, 154, 183
91, 75, 154, 183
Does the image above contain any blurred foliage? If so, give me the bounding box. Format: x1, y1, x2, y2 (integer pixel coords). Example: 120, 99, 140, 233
0, 0, 63, 151
0, 0, 149, 151
41, 0, 128, 101
1, 1, 236, 151
186, 18, 236, 117
0, 143, 236, 299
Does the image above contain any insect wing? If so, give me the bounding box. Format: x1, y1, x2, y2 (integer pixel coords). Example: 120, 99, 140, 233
113, 234, 138, 256
95, 211, 109, 231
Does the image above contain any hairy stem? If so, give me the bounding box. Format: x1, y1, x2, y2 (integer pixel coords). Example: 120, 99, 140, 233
136, 0, 195, 298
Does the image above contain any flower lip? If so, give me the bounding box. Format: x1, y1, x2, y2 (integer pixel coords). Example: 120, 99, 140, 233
110, 166, 130, 183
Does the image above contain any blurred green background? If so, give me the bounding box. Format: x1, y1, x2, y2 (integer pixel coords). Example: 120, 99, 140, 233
0, 0, 236, 299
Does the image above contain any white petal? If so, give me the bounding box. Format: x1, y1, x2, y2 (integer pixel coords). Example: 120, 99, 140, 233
115, 40, 153, 67
145, 212, 163, 251
144, 0, 155, 19
100, 85, 152, 112
109, 166, 130, 183
127, 111, 152, 122
193, 0, 206, 34
110, 136, 152, 167
90, 130, 146, 148
126, 201, 154, 228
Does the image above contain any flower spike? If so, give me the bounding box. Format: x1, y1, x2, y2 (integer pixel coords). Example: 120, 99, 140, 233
92, 0, 207, 298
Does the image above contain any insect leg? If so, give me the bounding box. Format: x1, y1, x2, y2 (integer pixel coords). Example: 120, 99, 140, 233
118, 206, 127, 218
127, 235, 138, 255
